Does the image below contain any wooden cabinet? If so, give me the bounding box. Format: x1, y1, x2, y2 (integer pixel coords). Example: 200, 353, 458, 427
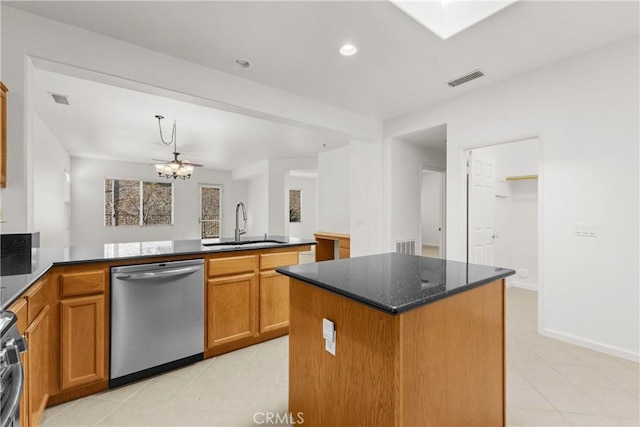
1, 82, 7, 188
206, 255, 257, 348
25, 306, 49, 427
258, 252, 298, 333
19, 276, 52, 427
60, 295, 106, 389
58, 266, 108, 392
205, 249, 306, 356
314, 232, 350, 261
207, 273, 257, 347
8, 298, 28, 427
259, 271, 290, 333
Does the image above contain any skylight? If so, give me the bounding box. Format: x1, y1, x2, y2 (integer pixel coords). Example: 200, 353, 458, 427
389, 0, 519, 40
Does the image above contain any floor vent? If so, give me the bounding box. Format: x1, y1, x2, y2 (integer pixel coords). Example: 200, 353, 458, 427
396, 239, 416, 255
447, 69, 485, 87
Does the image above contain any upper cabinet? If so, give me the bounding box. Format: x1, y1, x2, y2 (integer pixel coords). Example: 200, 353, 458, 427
1, 82, 7, 188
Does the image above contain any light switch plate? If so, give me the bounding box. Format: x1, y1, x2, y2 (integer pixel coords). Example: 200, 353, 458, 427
325, 337, 336, 356
322, 318, 335, 342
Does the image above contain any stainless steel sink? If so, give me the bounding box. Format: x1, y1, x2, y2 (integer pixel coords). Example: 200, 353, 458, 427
202, 239, 286, 248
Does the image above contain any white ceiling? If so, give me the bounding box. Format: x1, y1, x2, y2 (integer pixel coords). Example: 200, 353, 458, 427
395, 124, 447, 152
9, 1, 639, 120
34, 69, 349, 170
8, 1, 640, 171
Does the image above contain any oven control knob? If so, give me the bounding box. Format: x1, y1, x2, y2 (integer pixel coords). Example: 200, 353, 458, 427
2, 345, 20, 365
13, 336, 27, 353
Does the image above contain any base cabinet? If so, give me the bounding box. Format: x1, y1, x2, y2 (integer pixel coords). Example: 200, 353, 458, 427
207, 273, 257, 347
25, 306, 49, 427
60, 295, 106, 390
205, 249, 305, 355
259, 271, 289, 333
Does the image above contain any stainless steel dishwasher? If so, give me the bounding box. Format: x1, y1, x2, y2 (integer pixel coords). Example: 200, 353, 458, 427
110, 259, 204, 388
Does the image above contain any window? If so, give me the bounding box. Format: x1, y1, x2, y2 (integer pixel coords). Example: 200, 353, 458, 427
200, 185, 221, 238
105, 179, 173, 226
289, 189, 301, 223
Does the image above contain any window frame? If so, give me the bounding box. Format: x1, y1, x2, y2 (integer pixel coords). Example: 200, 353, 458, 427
289, 188, 302, 223
198, 183, 223, 239
104, 178, 175, 227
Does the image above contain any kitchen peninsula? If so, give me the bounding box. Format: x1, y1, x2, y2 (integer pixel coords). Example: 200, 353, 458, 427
0, 236, 313, 427
277, 253, 515, 427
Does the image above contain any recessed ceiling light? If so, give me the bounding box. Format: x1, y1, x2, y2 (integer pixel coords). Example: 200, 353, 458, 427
339, 44, 357, 56
235, 59, 251, 68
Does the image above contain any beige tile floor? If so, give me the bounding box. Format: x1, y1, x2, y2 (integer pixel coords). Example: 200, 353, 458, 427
42, 288, 639, 427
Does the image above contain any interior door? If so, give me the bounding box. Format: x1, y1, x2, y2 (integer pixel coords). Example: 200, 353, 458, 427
468, 151, 496, 265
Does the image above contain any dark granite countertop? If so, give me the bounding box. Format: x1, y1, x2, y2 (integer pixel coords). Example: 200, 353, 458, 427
0, 236, 314, 309
276, 253, 515, 314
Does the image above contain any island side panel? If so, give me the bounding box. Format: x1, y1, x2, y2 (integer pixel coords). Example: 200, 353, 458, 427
401, 279, 505, 427
289, 278, 400, 427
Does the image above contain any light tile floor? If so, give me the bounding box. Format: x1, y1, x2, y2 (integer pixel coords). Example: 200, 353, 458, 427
42, 288, 639, 427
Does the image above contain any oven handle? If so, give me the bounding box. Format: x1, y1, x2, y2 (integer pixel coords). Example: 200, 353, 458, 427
1, 362, 24, 427
115, 266, 202, 281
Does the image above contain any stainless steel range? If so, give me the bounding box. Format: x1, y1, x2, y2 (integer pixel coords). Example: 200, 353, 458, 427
0, 310, 27, 427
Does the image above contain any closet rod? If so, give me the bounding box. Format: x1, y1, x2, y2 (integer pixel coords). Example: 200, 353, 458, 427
506, 174, 538, 181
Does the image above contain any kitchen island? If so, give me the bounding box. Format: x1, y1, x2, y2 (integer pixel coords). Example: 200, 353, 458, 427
277, 253, 514, 427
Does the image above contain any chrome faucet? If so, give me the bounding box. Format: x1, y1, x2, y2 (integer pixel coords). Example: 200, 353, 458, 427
235, 202, 247, 241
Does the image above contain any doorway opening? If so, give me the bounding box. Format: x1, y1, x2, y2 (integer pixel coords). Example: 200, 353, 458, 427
420, 167, 445, 258
466, 137, 539, 290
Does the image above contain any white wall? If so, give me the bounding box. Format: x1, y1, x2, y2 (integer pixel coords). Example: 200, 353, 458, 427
70, 157, 247, 244
318, 146, 350, 234
389, 140, 446, 249
421, 171, 442, 246
286, 175, 318, 240
267, 158, 317, 236
349, 140, 385, 257
0, 7, 381, 235
385, 38, 639, 360
33, 114, 71, 247
246, 173, 269, 237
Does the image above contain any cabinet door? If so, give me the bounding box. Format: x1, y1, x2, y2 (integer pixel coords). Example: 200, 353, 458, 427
8, 298, 28, 427
25, 305, 49, 427
207, 273, 257, 348
259, 270, 290, 333
60, 295, 106, 390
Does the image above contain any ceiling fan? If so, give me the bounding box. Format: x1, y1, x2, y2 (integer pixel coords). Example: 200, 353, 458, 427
152, 115, 203, 179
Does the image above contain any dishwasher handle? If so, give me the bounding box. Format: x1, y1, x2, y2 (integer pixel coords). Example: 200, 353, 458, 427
115, 266, 202, 281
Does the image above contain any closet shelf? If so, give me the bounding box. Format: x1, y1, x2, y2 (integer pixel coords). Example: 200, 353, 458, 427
506, 174, 538, 182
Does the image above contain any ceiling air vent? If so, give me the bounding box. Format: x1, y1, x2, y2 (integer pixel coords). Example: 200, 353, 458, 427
447, 69, 485, 88
49, 92, 70, 105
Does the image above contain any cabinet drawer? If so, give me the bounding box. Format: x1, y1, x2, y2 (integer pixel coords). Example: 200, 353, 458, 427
61, 270, 106, 297
25, 277, 48, 324
259, 252, 298, 271
208, 255, 256, 278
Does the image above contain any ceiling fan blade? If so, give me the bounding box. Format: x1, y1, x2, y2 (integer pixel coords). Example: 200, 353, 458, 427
181, 161, 204, 167
151, 158, 170, 163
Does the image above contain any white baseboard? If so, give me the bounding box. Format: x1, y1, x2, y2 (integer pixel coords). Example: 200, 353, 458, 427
510, 281, 538, 291
541, 328, 640, 362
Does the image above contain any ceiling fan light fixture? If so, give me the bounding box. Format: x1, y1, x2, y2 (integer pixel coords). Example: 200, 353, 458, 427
153, 115, 202, 179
